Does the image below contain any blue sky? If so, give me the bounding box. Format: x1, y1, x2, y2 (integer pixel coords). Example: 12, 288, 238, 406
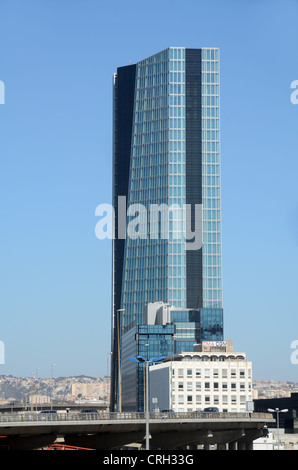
0, 0, 297, 381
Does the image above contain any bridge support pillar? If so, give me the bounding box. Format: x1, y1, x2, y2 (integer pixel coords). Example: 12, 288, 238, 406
246, 440, 254, 450
217, 443, 226, 450
238, 441, 246, 450
228, 441, 237, 450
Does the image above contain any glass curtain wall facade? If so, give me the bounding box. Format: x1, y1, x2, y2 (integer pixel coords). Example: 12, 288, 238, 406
121, 48, 187, 329
201, 49, 222, 309
121, 324, 175, 411
111, 47, 223, 411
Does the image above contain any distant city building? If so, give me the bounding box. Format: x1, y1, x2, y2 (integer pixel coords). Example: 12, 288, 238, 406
29, 395, 51, 405
254, 393, 298, 433
111, 47, 224, 411
71, 381, 110, 401
149, 341, 252, 413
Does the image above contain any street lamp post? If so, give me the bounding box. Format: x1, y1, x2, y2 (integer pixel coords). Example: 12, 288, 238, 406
129, 354, 165, 450
31, 372, 34, 412
142, 344, 149, 417
50, 363, 56, 410
268, 408, 288, 450
107, 352, 112, 410
117, 309, 125, 412
35, 368, 40, 412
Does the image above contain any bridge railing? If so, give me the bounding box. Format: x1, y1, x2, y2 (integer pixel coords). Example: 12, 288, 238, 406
0, 411, 272, 423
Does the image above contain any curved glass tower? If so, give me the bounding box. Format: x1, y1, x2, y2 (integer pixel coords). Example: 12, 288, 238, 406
111, 47, 223, 411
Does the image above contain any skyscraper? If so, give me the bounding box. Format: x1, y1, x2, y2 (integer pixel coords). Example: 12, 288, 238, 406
111, 47, 223, 411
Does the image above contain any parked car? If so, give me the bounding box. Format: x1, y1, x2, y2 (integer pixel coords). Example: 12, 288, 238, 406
202, 407, 219, 413
39, 410, 57, 420
80, 409, 98, 414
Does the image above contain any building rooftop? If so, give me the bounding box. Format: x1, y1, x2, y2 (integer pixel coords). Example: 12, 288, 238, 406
159, 341, 248, 363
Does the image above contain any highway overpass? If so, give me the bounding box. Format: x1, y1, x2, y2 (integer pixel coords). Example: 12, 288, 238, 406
0, 411, 274, 450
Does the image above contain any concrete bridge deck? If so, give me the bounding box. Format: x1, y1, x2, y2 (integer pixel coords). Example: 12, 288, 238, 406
0, 411, 274, 450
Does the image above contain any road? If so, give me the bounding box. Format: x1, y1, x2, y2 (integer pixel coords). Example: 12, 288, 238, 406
0, 411, 274, 450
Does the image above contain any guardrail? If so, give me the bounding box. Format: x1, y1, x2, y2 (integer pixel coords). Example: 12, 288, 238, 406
0, 411, 272, 423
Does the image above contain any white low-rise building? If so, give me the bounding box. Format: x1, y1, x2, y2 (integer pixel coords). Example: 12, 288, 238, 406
149, 341, 252, 413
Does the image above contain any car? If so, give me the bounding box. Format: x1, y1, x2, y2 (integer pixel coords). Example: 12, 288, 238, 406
39, 410, 57, 420
202, 407, 219, 413
39, 409, 57, 414
80, 409, 98, 414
